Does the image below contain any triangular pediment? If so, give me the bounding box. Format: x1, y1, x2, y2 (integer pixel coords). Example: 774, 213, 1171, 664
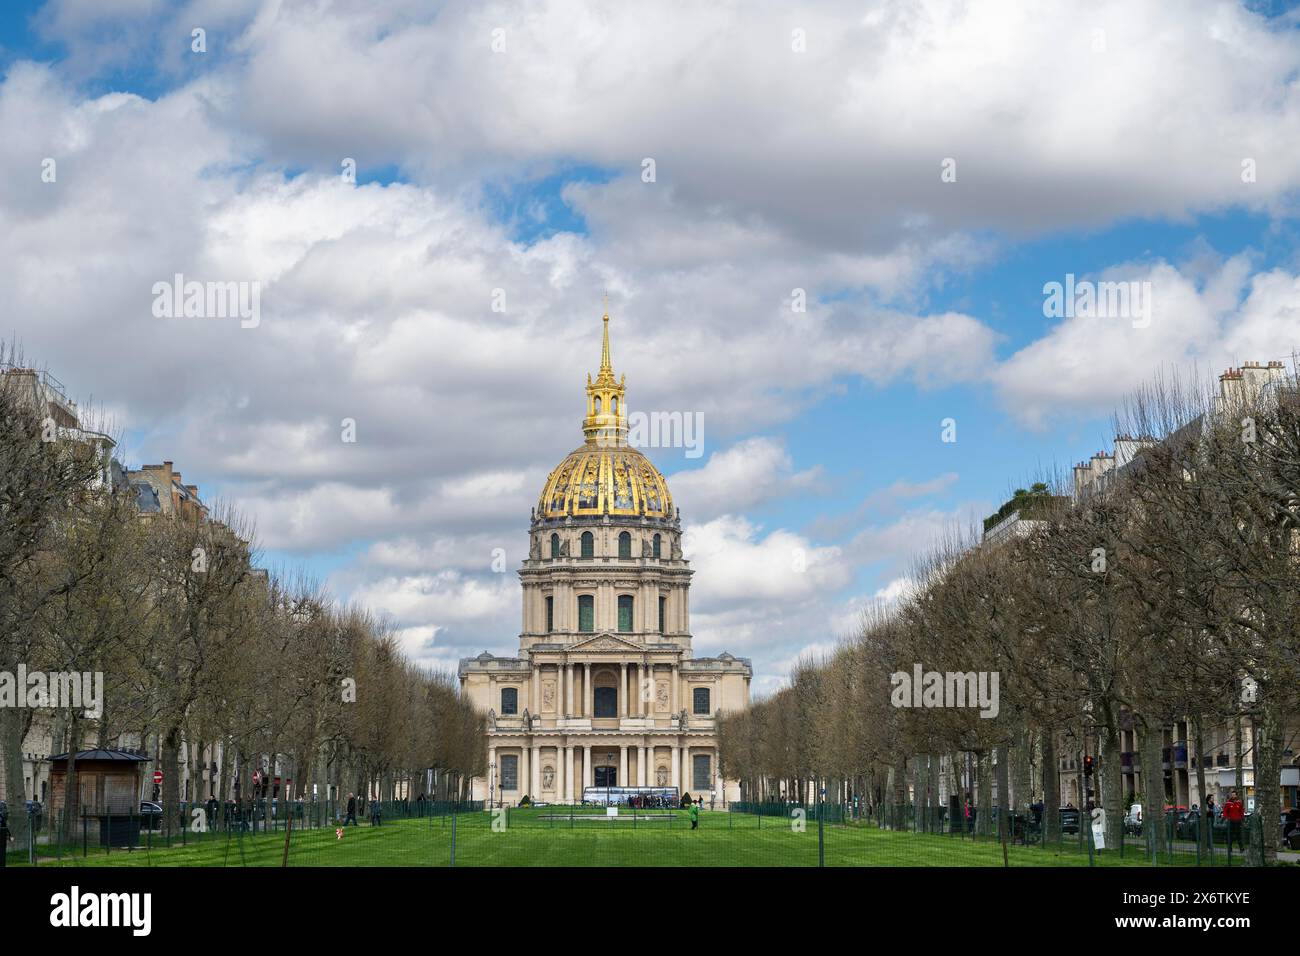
568, 632, 643, 652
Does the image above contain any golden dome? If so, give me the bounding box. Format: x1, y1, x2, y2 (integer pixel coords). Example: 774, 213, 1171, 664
536, 310, 674, 520
538, 444, 674, 519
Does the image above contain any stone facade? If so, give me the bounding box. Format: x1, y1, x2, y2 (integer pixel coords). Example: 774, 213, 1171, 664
459, 312, 752, 805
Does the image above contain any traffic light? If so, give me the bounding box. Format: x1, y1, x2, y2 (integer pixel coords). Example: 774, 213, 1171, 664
1084, 755, 1095, 776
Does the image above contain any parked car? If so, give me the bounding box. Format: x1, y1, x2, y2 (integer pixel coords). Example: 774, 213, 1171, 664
1281, 809, 1300, 850
1124, 804, 1143, 835
1059, 807, 1080, 834
139, 801, 163, 830
1171, 809, 1198, 840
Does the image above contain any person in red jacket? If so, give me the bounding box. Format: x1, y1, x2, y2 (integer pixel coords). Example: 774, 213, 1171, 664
1223, 791, 1245, 849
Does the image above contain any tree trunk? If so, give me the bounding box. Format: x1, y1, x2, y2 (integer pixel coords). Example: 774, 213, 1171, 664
1012, 726, 1031, 815
61, 711, 81, 842
162, 724, 182, 838
928, 754, 941, 831
976, 752, 993, 837
1193, 713, 1209, 855
1101, 721, 1124, 849
994, 745, 1010, 842
1, 707, 30, 850
1042, 732, 1060, 843
1141, 718, 1166, 857
1247, 698, 1281, 866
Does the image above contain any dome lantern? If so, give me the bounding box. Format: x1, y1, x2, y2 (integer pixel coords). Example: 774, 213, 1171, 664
582, 312, 628, 447
536, 308, 674, 521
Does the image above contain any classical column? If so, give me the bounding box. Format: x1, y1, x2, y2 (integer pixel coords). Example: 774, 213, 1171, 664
619, 663, 628, 717
531, 744, 541, 796
671, 663, 679, 714
584, 663, 593, 717
564, 744, 574, 803
639, 745, 648, 786
532, 665, 541, 716
487, 746, 496, 804
680, 746, 690, 795
638, 664, 648, 716
584, 744, 593, 790
520, 746, 529, 799
671, 744, 680, 790
620, 745, 628, 787
566, 663, 575, 716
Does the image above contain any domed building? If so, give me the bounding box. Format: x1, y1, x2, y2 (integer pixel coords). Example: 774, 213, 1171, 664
459, 312, 752, 806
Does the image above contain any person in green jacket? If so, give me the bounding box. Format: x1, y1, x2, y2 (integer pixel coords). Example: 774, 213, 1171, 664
689, 802, 699, 830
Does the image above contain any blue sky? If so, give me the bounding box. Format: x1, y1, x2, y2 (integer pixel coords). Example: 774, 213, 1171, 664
5, 0, 1300, 693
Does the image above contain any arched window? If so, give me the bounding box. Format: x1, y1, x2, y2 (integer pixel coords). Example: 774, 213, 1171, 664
594, 396, 602, 414
617, 594, 633, 632
611, 397, 618, 414
550, 533, 560, 558
618, 531, 631, 559
580, 531, 594, 558
578, 594, 595, 632
652, 534, 661, 558
501, 687, 518, 715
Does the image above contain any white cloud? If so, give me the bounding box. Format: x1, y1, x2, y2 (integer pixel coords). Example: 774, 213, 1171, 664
10, 0, 1300, 688
668, 437, 824, 520
992, 256, 1300, 426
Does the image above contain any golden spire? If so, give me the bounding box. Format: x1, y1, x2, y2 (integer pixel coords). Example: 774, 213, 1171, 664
600, 311, 612, 374
583, 304, 627, 446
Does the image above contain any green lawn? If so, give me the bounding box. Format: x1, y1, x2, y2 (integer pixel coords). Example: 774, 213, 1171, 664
10, 808, 1234, 867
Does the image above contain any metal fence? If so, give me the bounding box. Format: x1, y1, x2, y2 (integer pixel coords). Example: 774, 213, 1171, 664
0, 799, 1275, 868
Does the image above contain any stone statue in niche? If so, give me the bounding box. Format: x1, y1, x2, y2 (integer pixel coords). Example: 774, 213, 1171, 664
523, 707, 531, 729
642, 538, 653, 557
656, 767, 669, 787
559, 538, 570, 557
487, 708, 496, 731
656, 681, 669, 712
529, 536, 540, 559
671, 537, 682, 560
542, 681, 556, 711
542, 766, 555, 790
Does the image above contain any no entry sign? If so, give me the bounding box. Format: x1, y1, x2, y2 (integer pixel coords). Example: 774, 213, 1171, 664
152, 770, 164, 785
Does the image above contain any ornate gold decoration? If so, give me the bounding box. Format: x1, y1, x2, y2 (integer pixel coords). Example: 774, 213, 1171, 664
536, 310, 675, 519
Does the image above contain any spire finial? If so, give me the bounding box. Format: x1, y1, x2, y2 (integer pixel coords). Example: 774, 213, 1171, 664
599, 303, 612, 374
584, 300, 627, 446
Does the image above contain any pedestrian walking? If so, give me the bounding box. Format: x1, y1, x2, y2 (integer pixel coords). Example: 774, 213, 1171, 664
689, 801, 699, 830
345, 792, 358, 827
1223, 791, 1245, 849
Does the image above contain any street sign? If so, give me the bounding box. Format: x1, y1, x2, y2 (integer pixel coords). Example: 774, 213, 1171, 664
152, 770, 164, 785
